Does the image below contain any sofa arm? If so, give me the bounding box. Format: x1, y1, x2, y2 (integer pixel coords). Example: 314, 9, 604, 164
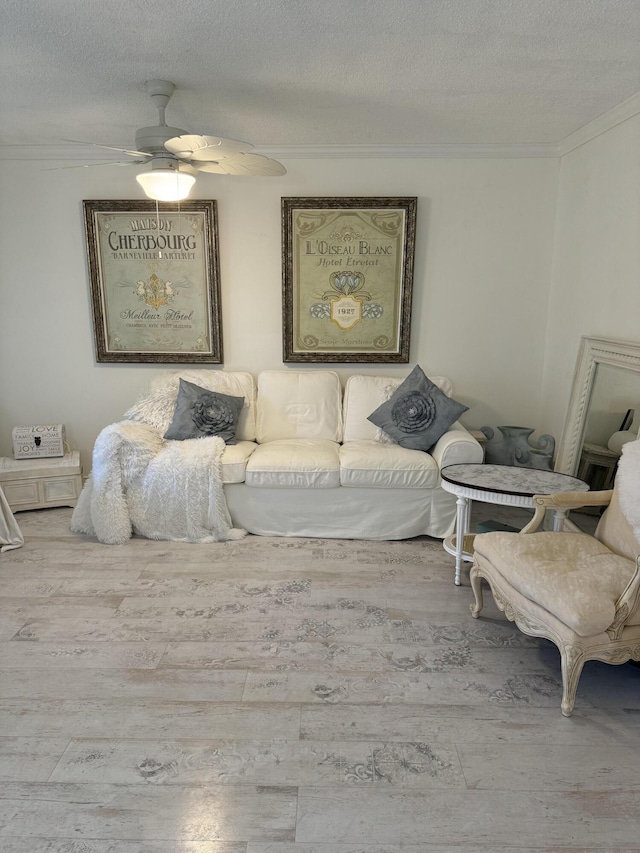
430, 423, 484, 470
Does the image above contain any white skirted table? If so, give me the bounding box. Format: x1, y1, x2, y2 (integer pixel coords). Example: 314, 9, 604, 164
0, 485, 23, 552
441, 463, 589, 585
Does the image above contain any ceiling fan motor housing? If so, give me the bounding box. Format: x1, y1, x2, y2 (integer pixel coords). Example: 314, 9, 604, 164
135, 125, 188, 156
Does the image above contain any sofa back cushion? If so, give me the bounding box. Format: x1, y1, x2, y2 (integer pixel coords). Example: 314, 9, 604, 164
256, 370, 343, 443
342, 374, 453, 443
125, 370, 257, 441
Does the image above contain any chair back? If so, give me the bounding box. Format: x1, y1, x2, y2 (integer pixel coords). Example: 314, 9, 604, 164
596, 439, 640, 561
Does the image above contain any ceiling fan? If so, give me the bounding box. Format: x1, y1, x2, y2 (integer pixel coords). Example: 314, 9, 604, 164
69, 79, 286, 200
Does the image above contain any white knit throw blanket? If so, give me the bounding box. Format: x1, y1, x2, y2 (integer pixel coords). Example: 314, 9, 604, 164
617, 437, 640, 542
71, 421, 246, 545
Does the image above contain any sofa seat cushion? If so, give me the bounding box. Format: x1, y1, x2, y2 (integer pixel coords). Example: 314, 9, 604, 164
221, 441, 258, 485
339, 440, 439, 489
474, 531, 638, 636
245, 439, 340, 489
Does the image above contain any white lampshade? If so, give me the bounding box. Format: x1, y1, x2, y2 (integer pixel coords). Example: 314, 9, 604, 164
608, 429, 637, 455
136, 168, 195, 201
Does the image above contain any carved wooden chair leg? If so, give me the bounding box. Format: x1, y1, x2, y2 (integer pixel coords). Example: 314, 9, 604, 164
560, 644, 586, 717
469, 566, 484, 618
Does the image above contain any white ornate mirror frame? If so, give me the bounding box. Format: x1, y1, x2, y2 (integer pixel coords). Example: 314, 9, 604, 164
556, 335, 640, 476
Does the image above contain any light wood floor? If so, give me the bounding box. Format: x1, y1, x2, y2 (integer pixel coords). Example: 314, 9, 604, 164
1, 504, 639, 851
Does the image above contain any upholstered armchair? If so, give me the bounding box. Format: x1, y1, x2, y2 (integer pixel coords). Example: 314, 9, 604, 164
469, 438, 640, 716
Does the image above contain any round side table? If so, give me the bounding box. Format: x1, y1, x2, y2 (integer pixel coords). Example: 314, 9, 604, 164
441, 463, 589, 586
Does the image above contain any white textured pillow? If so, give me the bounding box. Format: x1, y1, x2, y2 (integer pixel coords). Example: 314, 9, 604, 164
124, 370, 257, 441
608, 436, 640, 549
374, 385, 398, 444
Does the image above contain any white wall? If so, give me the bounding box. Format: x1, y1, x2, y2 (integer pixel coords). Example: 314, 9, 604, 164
0, 156, 558, 470
541, 114, 640, 442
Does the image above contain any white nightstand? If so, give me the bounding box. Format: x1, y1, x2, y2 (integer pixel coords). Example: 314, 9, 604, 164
0, 452, 83, 512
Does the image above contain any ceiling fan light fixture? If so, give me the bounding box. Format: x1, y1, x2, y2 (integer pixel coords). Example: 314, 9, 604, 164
136, 160, 196, 201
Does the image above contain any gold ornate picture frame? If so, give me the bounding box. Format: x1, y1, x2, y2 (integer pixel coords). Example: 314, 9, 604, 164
282, 197, 417, 363
83, 199, 222, 363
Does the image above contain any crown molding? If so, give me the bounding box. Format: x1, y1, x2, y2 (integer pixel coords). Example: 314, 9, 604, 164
2, 92, 639, 164
255, 143, 558, 159
557, 91, 640, 157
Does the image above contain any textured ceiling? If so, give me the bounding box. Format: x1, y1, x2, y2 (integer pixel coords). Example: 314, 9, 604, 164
2, 0, 640, 153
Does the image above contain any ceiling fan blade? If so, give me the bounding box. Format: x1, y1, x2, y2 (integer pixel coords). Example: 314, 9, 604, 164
43, 160, 145, 171
63, 139, 152, 158
165, 134, 254, 162
194, 152, 287, 176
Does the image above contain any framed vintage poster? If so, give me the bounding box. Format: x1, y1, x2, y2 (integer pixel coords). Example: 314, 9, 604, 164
282, 196, 417, 363
83, 199, 222, 363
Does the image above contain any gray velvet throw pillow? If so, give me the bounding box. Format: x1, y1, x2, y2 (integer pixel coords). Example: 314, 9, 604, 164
164, 378, 244, 444
367, 365, 468, 451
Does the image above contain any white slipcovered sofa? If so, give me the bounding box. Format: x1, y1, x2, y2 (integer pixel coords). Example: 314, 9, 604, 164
72, 368, 483, 543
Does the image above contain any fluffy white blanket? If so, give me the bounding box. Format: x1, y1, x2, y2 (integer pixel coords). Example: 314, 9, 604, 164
617, 437, 640, 542
71, 421, 246, 545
